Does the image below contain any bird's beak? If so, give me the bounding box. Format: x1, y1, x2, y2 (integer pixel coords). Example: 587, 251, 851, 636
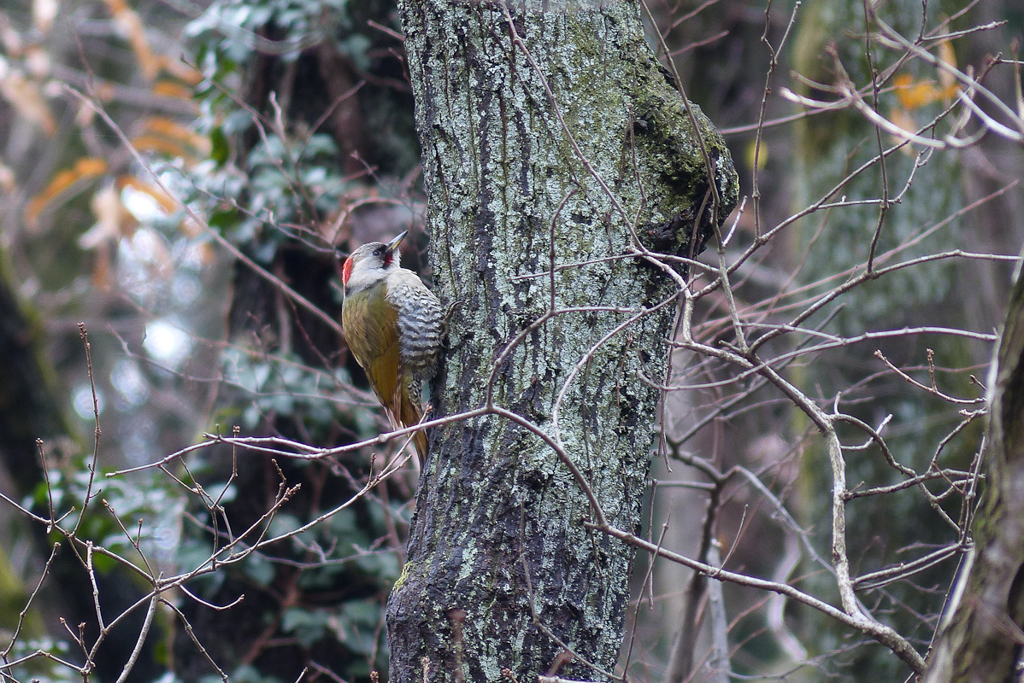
386, 231, 408, 253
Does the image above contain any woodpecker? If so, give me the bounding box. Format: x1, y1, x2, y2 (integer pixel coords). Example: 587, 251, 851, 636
342, 231, 443, 457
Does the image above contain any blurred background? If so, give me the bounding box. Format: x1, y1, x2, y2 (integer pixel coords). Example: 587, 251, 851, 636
0, 0, 1021, 681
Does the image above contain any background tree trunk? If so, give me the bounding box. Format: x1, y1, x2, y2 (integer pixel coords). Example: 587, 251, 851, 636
386, 2, 737, 682
922, 269, 1024, 682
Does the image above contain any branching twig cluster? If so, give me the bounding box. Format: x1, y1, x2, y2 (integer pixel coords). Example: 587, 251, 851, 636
0, 325, 414, 682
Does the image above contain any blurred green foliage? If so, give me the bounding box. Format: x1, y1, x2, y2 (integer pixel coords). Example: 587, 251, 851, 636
160, 0, 421, 679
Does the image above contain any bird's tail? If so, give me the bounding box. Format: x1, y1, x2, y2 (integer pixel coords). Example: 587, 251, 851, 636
386, 379, 428, 459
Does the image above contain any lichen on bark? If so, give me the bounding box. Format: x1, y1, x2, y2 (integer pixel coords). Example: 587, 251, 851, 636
386, 1, 737, 682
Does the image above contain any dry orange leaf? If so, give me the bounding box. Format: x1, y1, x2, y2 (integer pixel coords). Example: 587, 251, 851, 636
893, 73, 959, 111
894, 74, 934, 110
936, 39, 957, 91
130, 117, 210, 162
152, 80, 194, 100
25, 156, 109, 229
157, 56, 203, 85
141, 116, 209, 152
894, 39, 959, 113
103, 0, 159, 81
129, 134, 190, 159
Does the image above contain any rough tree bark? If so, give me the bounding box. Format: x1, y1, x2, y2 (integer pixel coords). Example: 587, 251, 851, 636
923, 271, 1024, 682
386, 2, 737, 681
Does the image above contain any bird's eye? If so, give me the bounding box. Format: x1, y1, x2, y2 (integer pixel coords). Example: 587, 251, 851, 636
372, 248, 382, 257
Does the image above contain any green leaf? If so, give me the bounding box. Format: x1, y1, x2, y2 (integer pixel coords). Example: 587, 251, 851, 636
209, 126, 230, 165
241, 552, 275, 585
331, 599, 383, 655
281, 607, 329, 647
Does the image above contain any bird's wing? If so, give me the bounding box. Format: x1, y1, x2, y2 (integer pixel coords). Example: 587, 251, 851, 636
398, 373, 427, 457
343, 279, 427, 456
342, 283, 401, 413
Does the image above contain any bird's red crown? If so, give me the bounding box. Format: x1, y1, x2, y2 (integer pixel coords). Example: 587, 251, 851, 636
342, 256, 354, 285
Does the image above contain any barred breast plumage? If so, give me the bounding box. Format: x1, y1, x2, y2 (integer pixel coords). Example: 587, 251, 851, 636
387, 269, 443, 382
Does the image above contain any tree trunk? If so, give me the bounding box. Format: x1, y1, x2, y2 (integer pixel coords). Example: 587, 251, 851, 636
922, 271, 1024, 682
386, 2, 737, 682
